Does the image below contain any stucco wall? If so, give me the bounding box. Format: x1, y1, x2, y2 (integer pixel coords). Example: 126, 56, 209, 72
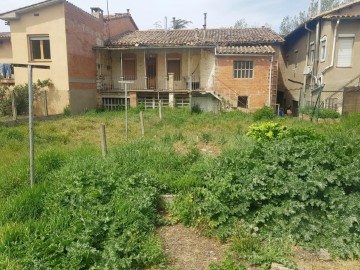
283, 4, 360, 113
10, 3, 69, 115
0, 39, 12, 63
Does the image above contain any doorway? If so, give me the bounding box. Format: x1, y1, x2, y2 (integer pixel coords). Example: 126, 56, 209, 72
146, 54, 157, 89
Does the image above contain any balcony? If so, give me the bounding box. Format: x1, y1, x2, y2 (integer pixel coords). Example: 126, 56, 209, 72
98, 74, 201, 93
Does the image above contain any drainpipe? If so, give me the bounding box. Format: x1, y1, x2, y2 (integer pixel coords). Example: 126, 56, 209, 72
314, 0, 322, 82
322, 19, 340, 74
300, 24, 312, 109
268, 55, 274, 107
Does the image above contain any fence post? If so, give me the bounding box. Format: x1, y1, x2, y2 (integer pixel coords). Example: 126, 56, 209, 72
100, 124, 107, 157
140, 111, 145, 138
11, 90, 17, 121
159, 100, 163, 120
43, 91, 48, 116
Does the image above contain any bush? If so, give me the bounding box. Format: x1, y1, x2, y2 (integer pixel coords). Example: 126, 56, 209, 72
0, 80, 52, 116
253, 106, 275, 121
246, 122, 286, 141
300, 106, 340, 119
191, 104, 202, 114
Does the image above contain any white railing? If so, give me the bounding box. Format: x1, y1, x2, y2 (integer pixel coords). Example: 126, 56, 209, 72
100, 74, 202, 92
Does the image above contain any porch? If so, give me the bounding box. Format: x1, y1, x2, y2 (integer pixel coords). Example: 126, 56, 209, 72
96, 48, 215, 93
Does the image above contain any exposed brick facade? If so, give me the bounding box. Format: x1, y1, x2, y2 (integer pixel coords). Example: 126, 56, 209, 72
214, 55, 272, 112
64, 2, 137, 113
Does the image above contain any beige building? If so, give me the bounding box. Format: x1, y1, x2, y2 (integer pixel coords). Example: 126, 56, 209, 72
95, 28, 284, 113
0, 0, 137, 114
281, 0, 360, 115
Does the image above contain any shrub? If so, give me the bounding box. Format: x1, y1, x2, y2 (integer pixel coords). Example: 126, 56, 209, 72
253, 106, 275, 121
191, 104, 202, 114
246, 122, 286, 141
300, 106, 340, 119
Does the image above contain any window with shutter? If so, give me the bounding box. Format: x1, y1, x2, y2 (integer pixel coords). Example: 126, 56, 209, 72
337, 37, 354, 67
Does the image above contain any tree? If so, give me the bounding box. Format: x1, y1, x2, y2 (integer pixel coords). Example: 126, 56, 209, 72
234, 18, 248, 28
172, 18, 192, 29
279, 0, 355, 35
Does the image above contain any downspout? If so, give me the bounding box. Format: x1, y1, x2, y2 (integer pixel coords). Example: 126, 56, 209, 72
268, 55, 274, 107
322, 19, 340, 74
300, 24, 313, 110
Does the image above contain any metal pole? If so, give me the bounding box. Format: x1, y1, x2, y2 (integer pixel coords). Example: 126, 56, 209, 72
125, 83, 128, 141
28, 65, 34, 188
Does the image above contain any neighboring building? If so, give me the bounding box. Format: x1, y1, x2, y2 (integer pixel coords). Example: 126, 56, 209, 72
95, 28, 284, 112
281, 0, 360, 115
0, 32, 14, 85
0, 0, 137, 114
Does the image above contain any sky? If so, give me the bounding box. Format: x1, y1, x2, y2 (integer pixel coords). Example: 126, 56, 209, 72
0, 0, 310, 33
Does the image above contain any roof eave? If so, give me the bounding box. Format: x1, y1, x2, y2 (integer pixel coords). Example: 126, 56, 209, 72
0, 0, 64, 20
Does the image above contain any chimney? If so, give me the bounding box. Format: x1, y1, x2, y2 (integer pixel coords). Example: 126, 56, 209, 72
127, 9, 130, 15
173, 17, 176, 29
90, 7, 104, 21
203, 13, 207, 30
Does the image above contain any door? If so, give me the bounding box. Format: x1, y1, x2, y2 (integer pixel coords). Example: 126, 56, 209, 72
146, 55, 157, 89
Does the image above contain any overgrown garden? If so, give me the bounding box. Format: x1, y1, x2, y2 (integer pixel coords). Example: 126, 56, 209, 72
0, 108, 359, 269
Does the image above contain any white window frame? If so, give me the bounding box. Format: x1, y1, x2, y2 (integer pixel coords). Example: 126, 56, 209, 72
337, 34, 355, 68
320, 36, 327, 62
309, 42, 315, 65
234, 61, 254, 79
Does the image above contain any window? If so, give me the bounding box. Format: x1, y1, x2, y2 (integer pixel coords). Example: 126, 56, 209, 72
237, 96, 248, 108
167, 58, 181, 81
309, 42, 315, 65
234, 61, 253, 79
102, 98, 128, 111
337, 35, 354, 67
320, 36, 327, 62
123, 54, 136, 80
29, 35, 51, 61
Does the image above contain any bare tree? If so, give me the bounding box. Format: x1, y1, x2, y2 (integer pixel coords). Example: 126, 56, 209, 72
280, 0, 355, 35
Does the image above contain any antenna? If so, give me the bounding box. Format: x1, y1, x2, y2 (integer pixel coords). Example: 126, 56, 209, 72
106, 0, 110, 39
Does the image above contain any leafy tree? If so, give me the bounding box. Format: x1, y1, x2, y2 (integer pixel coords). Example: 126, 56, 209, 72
280, 0, 355, 35
172, 18, 192, 29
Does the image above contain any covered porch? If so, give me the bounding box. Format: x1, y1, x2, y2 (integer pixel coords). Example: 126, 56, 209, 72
95, 47, 216, 93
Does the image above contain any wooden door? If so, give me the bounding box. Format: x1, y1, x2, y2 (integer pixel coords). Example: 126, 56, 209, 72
147, 55, 157, 89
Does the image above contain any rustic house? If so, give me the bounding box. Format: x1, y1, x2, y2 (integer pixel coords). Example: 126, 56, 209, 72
95, 28, 284, 112
0, 0, 137, 114
281, 0, 360, 115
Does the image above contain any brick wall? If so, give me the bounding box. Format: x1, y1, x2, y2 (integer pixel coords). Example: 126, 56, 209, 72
214, 55, 272, 112
64, 3, 105, 113
107, 16, 138, 38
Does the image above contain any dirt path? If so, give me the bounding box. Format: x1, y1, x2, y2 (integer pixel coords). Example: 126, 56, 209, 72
156, 223, 229, 270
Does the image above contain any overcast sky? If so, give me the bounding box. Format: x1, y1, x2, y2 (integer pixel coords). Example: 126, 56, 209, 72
0, 0, 310, 33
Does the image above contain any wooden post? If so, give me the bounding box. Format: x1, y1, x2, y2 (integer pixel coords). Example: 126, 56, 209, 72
100, 124, 107, 157
159, 99, 162, 120
140, 111, 145, 138
11, 90, 17, 121
43, 91, 48, 116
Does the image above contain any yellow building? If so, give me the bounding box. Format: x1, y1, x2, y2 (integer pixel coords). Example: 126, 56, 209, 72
0, 0, 137, 114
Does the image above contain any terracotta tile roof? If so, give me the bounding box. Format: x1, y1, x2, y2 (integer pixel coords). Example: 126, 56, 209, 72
109, 28, 284, 47
0, 32, 11, 39
216, 45, 275, 55
323, 14, 360, 19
